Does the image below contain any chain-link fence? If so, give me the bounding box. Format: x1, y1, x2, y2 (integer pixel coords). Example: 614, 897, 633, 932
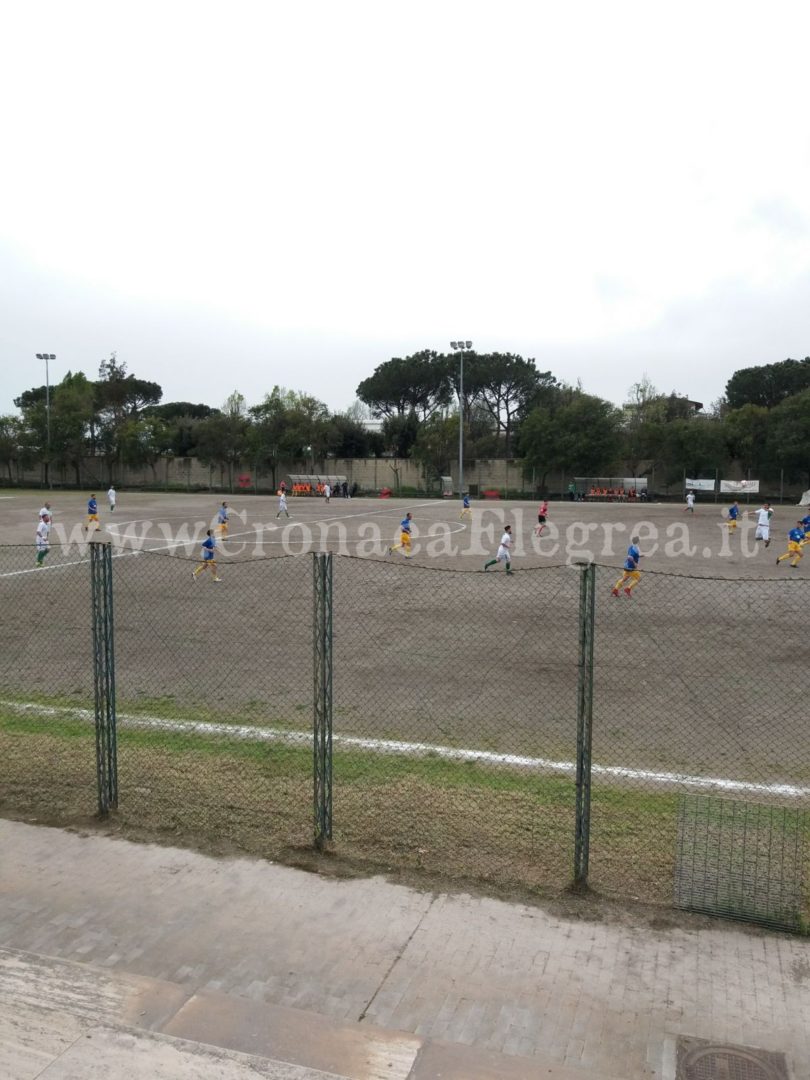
589, 563, 810, 928
1, 542, 808, 930
330, 556, 581, 890
0, 544, 98, 821
109, 547, 314, 858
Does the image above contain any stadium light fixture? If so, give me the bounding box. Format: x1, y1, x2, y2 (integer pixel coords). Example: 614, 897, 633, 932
449, 340, 472, 497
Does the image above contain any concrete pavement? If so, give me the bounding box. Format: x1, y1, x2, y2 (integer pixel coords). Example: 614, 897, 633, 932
0, 819, 808, 1078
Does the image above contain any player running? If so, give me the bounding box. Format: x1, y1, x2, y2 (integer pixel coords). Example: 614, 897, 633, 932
726, 501, 740, 531
86, 494, 99, 533
276, 491, 290, 518
535, 500, 549, 536
684, 491, 695, 513
776, 522, 806, 569
484, 524, 514, 575
192, 529, 222, 581
799, 513, 810, 548
35, 512, 51, 567
612, 536, 642, 597
750, 502, 773, 548
460, 493, 472, 520
216, 501, 229, 537
389, 512, 414, 558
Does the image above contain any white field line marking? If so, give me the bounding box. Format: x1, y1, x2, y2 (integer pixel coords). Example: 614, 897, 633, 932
106, 500, 456, 553
3, 699, 807, 799
1, 502, 444, 576
0, 549, 140, 580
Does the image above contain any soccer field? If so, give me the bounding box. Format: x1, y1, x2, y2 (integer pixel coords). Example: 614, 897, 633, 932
1, 490, 808, 911
0, 488, 804, 573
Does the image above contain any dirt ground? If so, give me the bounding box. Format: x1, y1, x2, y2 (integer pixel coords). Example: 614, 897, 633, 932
2, 490, 809, 909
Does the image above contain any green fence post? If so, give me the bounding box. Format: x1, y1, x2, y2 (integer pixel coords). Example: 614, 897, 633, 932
312, 552, 333, 849
574, 560, 596, 887
90, 541, 118, 815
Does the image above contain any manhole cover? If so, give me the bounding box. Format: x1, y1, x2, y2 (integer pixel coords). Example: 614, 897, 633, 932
677, 1036, 788, 1080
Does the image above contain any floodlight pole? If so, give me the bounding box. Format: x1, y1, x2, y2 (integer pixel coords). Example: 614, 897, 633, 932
36, 352, 55, 489
450, 340, 472, 496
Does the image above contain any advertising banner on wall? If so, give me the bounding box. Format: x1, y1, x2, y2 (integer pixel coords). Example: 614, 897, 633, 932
685, 478, 715, 491
720, 480, 760, 494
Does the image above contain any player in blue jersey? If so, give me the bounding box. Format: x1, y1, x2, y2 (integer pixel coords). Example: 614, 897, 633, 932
216, 501, 229, 538
776, 522, 806, 569
192, 529, 222, 581
726, 501, 740, 531
612, 537, 642, 597
389, 512, 413, 557
460, 493, 472, 520
85, 494, 99, 533
799, 514, 810, 548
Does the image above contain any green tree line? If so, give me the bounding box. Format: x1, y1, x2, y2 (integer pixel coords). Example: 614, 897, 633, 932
3, 351, 810, 491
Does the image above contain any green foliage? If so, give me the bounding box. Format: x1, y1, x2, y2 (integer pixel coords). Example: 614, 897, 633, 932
461, 352, 557, 455
0, 415, 24, 482
381, 412, 420, 457
357, 350, 451, 420
520, 392, 622, 479
767, 388, 810, 484
726, 357, 810, 410
7, 347, 810, 488
411, 413, 458, 478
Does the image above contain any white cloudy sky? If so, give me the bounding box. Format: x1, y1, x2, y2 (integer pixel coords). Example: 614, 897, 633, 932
2, 0, 809, 415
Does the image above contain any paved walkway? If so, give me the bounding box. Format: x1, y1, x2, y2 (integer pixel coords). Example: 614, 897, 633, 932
0, 820, 808, 1078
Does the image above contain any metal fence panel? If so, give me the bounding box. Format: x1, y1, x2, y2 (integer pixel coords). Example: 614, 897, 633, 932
0, 544, 98, 822
330, 557, 581, 891
108, 549, 314, 858
590, 564, 810, 917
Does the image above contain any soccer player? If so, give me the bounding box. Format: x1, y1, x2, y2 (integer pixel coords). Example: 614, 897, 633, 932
323, 482, 331, 504
277, 490, 290, 518
35, 513, 50, 567
726, 501, 740, 530
192, 529, 222, 581
460, 493, 472, 520
612, 536, 642, 597
684, 492, 695, 513
216, 501, 229, 537
39, 501, 52, 522
535, 500, 549, 536
389, 512, 414, 557
484, 524, 514, 574
799, 513, 810, 548
750, 502, 773, 547
86, 494, 99, 533
107, 486, 116, 512
776, 522, 806, 569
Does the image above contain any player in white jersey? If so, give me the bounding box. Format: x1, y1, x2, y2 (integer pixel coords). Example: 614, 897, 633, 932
277, 491, 290, 518
484, 525, 514, 575
107, 486, 116, 512
684, 492, 695, 513
35, 514, 51, 567
750, 502, 773, 547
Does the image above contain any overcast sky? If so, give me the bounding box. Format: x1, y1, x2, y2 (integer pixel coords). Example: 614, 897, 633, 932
2, 0, 809, 417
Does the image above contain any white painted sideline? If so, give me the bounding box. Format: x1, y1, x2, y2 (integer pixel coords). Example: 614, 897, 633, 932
3, 699, 807, 800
